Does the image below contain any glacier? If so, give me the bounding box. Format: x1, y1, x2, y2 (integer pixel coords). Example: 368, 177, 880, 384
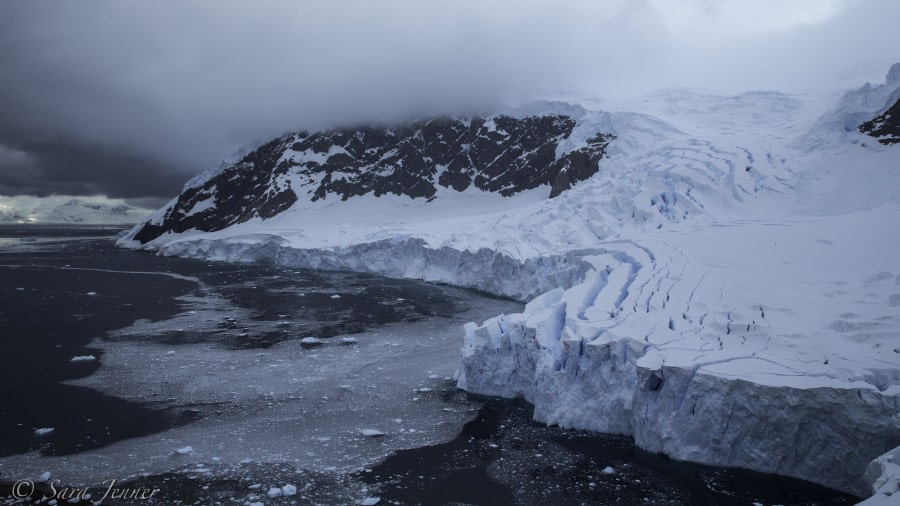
118, 66, 900, 498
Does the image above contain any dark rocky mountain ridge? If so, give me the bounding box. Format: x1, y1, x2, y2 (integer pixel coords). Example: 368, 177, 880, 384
133, 114, 614, 244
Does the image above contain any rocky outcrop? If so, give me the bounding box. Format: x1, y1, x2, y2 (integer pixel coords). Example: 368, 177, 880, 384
860, 98, 900, 145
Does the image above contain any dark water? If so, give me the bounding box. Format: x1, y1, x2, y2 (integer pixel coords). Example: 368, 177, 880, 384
0, 226, 860, 505
358, 396, 859, 506
0, 226, 472, 458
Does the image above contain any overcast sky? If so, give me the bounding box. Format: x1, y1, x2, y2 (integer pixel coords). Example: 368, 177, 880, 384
1, 0, 898, 208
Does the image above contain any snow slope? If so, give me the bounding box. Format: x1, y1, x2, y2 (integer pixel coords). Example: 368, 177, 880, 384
120, 66, 900, 497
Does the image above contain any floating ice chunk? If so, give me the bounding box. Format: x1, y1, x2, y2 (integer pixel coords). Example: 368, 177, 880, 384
175, 446, 193, 454
301, 337, 324, 345
282, 484, 297, 496
331, 294, 341, 299
359, 498, 381, 505
70, 355, 96, 362
341, 337, 358, 344
249, 502, 263, 506
415, 387, 432, 393
428, 374, 440, 379
248, 483, 261, 489
359, 429, 385, 437
39, 471, 51, 482
35, 428, 54, 436
16, 287, 24, 291
601, 466, 616, 475
267, 487, 283, 497
85, 292, 97, 296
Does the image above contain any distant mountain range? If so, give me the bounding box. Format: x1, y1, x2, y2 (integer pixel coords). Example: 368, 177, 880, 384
0, 196, 151, 225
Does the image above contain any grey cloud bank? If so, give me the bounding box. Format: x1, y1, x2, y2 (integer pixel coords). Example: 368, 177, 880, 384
0, 0, 898, 205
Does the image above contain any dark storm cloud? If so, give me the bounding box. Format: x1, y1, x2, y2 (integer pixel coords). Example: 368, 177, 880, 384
0, 133, 186, 205
0, 0, 898, 202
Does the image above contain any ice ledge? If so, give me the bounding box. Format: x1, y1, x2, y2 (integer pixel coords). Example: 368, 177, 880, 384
139, 234, 593, 302
454, 209, 900, 497
458, 297, 900, 498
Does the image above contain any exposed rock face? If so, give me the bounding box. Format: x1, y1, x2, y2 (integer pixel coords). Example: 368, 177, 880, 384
855, 63, 900, 145
133, 115, 613, 244
860, 98, 900, 145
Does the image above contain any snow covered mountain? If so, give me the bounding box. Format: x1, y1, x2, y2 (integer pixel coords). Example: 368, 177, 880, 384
130, 113, 613, 244
0, 196, 151, 225
120, 64, 900, 499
